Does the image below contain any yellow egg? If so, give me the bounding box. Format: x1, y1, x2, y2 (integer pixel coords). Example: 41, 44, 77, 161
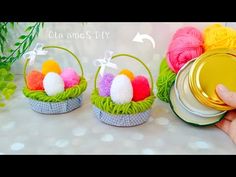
42, 59, 62, 75
119, 69, 135, 80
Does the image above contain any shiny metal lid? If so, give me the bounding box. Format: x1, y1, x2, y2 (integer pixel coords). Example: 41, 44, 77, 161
189, 48, 236, 110
175, 59, 226, 117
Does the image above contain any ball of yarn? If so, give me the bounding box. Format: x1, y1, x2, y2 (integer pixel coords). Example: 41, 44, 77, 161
203, 23, 236, 51
26, 70, 45, 90
42, 59, 62, 75
167, 28, 204, 73
173, 26, 203, 40
132, 75, 150, 102
43, 72, 64, 96
110, 74, 133, 104
98, 73, 114, 97
119, 69, 135, 80
61, 68, 80, 89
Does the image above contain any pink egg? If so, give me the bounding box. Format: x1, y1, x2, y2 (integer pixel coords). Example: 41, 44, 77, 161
60, 68, 80, 89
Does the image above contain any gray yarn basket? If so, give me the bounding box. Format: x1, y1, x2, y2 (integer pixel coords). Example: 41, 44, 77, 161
23, 45, 86, 115
28, 95, 83, 114
93, 106, 151, 127
92, 53, 155, 127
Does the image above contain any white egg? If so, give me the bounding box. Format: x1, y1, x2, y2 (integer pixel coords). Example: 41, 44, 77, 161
110, 74, 133, 104
43, 72, 65, 96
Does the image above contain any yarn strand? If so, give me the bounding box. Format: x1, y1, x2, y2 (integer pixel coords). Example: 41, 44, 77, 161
91, 89, 155, 115
23, 77, 87, 102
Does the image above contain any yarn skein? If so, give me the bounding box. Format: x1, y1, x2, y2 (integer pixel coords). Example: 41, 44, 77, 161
167, 26, 204, 73
173, 26, 203, 40
203, 23, 236, 51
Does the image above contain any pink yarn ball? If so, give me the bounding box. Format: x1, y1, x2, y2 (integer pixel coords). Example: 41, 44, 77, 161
167, 28, 204, 73
60, 68, 80, 89
173, 26, 203, 41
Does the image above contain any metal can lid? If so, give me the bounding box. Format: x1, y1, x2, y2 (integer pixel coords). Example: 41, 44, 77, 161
175, 59, 226, 117
189, 48, 236, 110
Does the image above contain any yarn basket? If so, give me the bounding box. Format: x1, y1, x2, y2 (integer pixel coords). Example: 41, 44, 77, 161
22, 45, 87, 114
91, 54, 155, 127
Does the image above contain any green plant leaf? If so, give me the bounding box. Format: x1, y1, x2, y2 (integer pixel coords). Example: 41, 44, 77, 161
0, 46, 3, 53
0, 62, 10, 71
1, 88, 14, 100
16, 50, 21, 58
0, 68, 7, 76
8, 49, 14, 53
3, 27, 7, 34
4, 72, 14, 81
0, 34, 6, 41
2, 87, 7, 92
15, 42, 21, 46
6, 82, 16, 90
1, 22, 43, 76
23, 41, 27, 51
4, 94, 11, 100
0, 56, 7, 60
0, 102, 5, 107
25, 26, 33, 32
10, 22, 14, 28
19, 35, 27, 40
7, 88, 14, 95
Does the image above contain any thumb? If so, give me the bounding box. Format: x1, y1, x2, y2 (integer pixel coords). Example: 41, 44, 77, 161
216, 84, 236, 108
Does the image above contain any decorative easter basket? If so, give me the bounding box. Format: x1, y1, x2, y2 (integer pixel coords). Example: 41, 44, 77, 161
91, 53, 155, 127
22, 45, 87, 114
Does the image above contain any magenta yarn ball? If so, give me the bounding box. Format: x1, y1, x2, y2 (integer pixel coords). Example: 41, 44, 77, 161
98, 73, 114, 97
60, 68, 80, 89
173, 26, 203, 40
167, 27, 204, 73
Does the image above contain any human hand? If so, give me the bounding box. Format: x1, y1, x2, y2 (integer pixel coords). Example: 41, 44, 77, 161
215, 84, 236, 144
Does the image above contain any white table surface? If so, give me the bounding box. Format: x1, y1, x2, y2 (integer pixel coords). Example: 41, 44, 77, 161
0, 75, 235, 154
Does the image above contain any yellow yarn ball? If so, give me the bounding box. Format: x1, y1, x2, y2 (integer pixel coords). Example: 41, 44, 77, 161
42, 59, 62, 75
119, 69, 135, 80
203, 23, 236, 51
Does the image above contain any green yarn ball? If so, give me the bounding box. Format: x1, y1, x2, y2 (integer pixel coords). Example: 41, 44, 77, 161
156, 58, 176, 103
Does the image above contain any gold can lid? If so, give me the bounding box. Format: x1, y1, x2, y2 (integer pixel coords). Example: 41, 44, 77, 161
189, 48, 236, 111
175, 59, 225, 116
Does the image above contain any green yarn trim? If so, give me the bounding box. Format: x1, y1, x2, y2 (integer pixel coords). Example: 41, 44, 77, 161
22, 77, 87, 102
91, 89, 155, 115
156, 58, 176, 103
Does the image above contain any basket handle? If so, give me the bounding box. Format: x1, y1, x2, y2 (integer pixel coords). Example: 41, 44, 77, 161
23, 45, 84, 86
94, 53, 154, 91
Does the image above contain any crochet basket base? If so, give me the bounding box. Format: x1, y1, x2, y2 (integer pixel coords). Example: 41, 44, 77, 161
27, 95, 83, 114
93, 105, 151, 127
